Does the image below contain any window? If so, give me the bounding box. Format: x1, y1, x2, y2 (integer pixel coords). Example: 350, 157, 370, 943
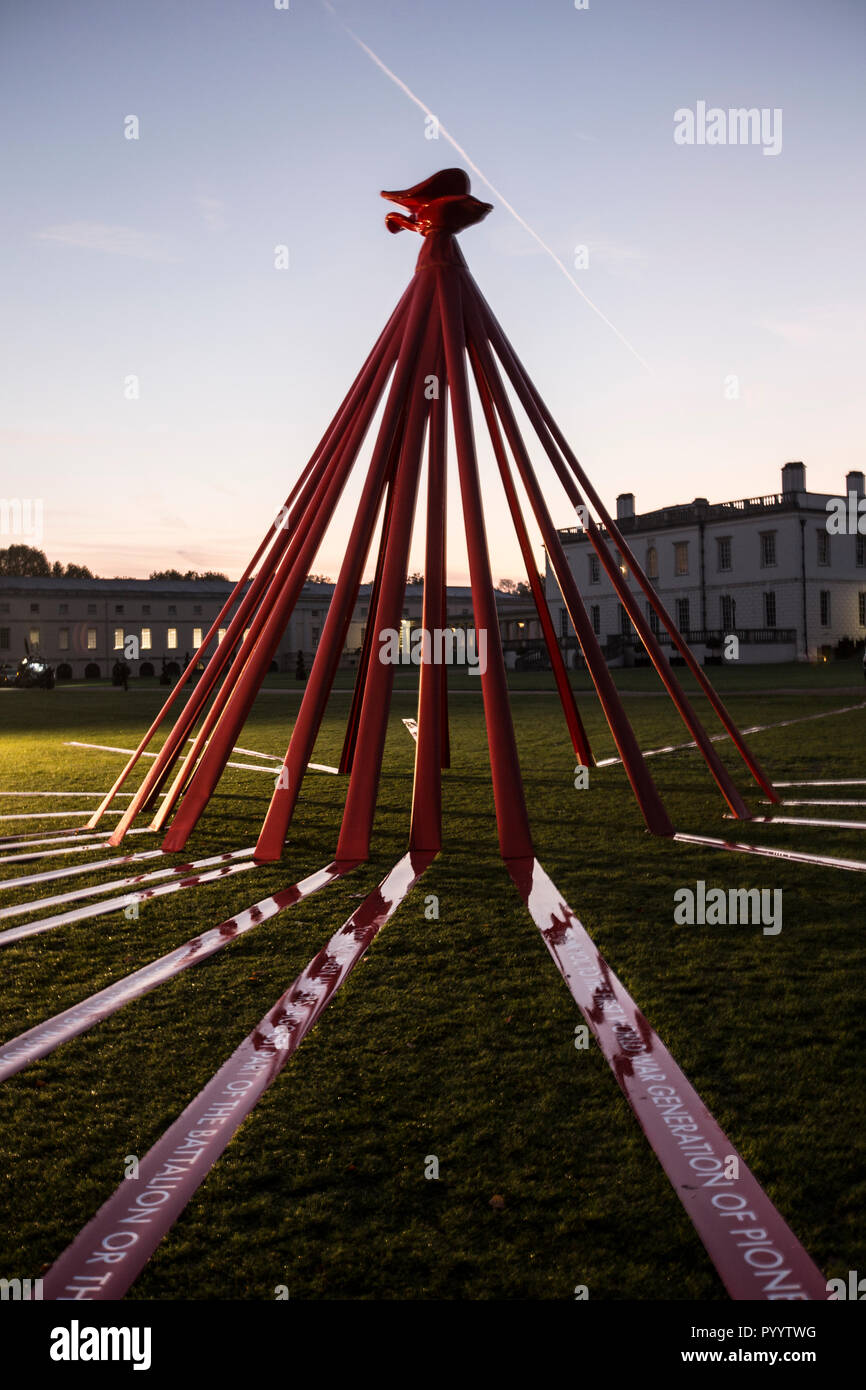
559, 608, 568, 639
312, 627, 320, 645
619, 604, 630, 637
646, 545, 658, 580
168, 604, 177, 616
716, 537, 731, 572
59, 628, 69, 650
86, 628, 97, 650
142, 604, 151, 616
858, 536, 865, 568
141, 628, 152, 650
720, 595, 736, 630
760, 531, 776, 567
29, 627, 39, 647
114, 628, 124, 650
676, 598, 690, 633
0, 627, 9, 650
193, 627, 203, 648
817, 529, 830, 566
30, 602, 39, 614
193, 604, 202, 616
217, 627, 227, 644
588, 554, 600, 584
674, 542, 689, 576
167, 628, 178, 650
115, 604, 124, 615
647, 604, 660, 637
59, 603, 68, 616
87, 603, 97, 615
860, 593, 866, 627
0, 602, 9, 613
764, 592, 776, 628
820, 591, 831, 627
591, 605, 600, 636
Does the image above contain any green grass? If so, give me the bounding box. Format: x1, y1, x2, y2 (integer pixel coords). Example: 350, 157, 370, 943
66, 653, 866, 694
0, 672, 863, 1300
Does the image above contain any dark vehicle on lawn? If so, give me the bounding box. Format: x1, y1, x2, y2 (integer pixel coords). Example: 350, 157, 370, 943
514, 647, 551, 671
14, 656, 55, 689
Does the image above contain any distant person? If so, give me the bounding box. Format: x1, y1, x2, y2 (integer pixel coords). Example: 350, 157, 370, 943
159, 657, 171, 687
112, 659, 130, 691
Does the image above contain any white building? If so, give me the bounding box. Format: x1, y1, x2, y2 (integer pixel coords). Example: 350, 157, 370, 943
344, 582, 479, 653
548, 462, 866, 664
0, 576, 336, 680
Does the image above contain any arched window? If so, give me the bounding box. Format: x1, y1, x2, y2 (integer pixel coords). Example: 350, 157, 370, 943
646, 545, 658, 579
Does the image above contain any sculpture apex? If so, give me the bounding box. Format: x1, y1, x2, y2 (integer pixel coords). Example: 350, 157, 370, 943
381, 168, 493, 237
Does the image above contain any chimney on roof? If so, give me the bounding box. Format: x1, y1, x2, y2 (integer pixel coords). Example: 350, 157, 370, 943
846, 470, 865, 498
616, 492, 635, 520
782, 461, 806, 494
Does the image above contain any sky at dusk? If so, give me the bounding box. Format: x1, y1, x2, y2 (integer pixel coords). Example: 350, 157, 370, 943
1, 0, 864, 583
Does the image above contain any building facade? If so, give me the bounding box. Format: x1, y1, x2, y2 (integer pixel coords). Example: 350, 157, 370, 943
547, 462, 866, 664
0, 577, 544, 679
0, 577, 336, 680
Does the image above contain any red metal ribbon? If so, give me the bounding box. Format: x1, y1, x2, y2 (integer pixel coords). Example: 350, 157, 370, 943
509, 856, 828, 1301
41, 852, 433, 1301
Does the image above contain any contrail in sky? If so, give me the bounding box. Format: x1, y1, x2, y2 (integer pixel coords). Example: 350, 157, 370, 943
321, 2, 652, 374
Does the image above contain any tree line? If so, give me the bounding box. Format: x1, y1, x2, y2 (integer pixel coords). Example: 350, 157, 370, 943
0, 545, 228, 582
0, 545, 536, 594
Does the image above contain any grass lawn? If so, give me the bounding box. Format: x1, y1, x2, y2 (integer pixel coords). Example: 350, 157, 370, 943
0, 667, 864, 1300
90, 653, 866, 694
